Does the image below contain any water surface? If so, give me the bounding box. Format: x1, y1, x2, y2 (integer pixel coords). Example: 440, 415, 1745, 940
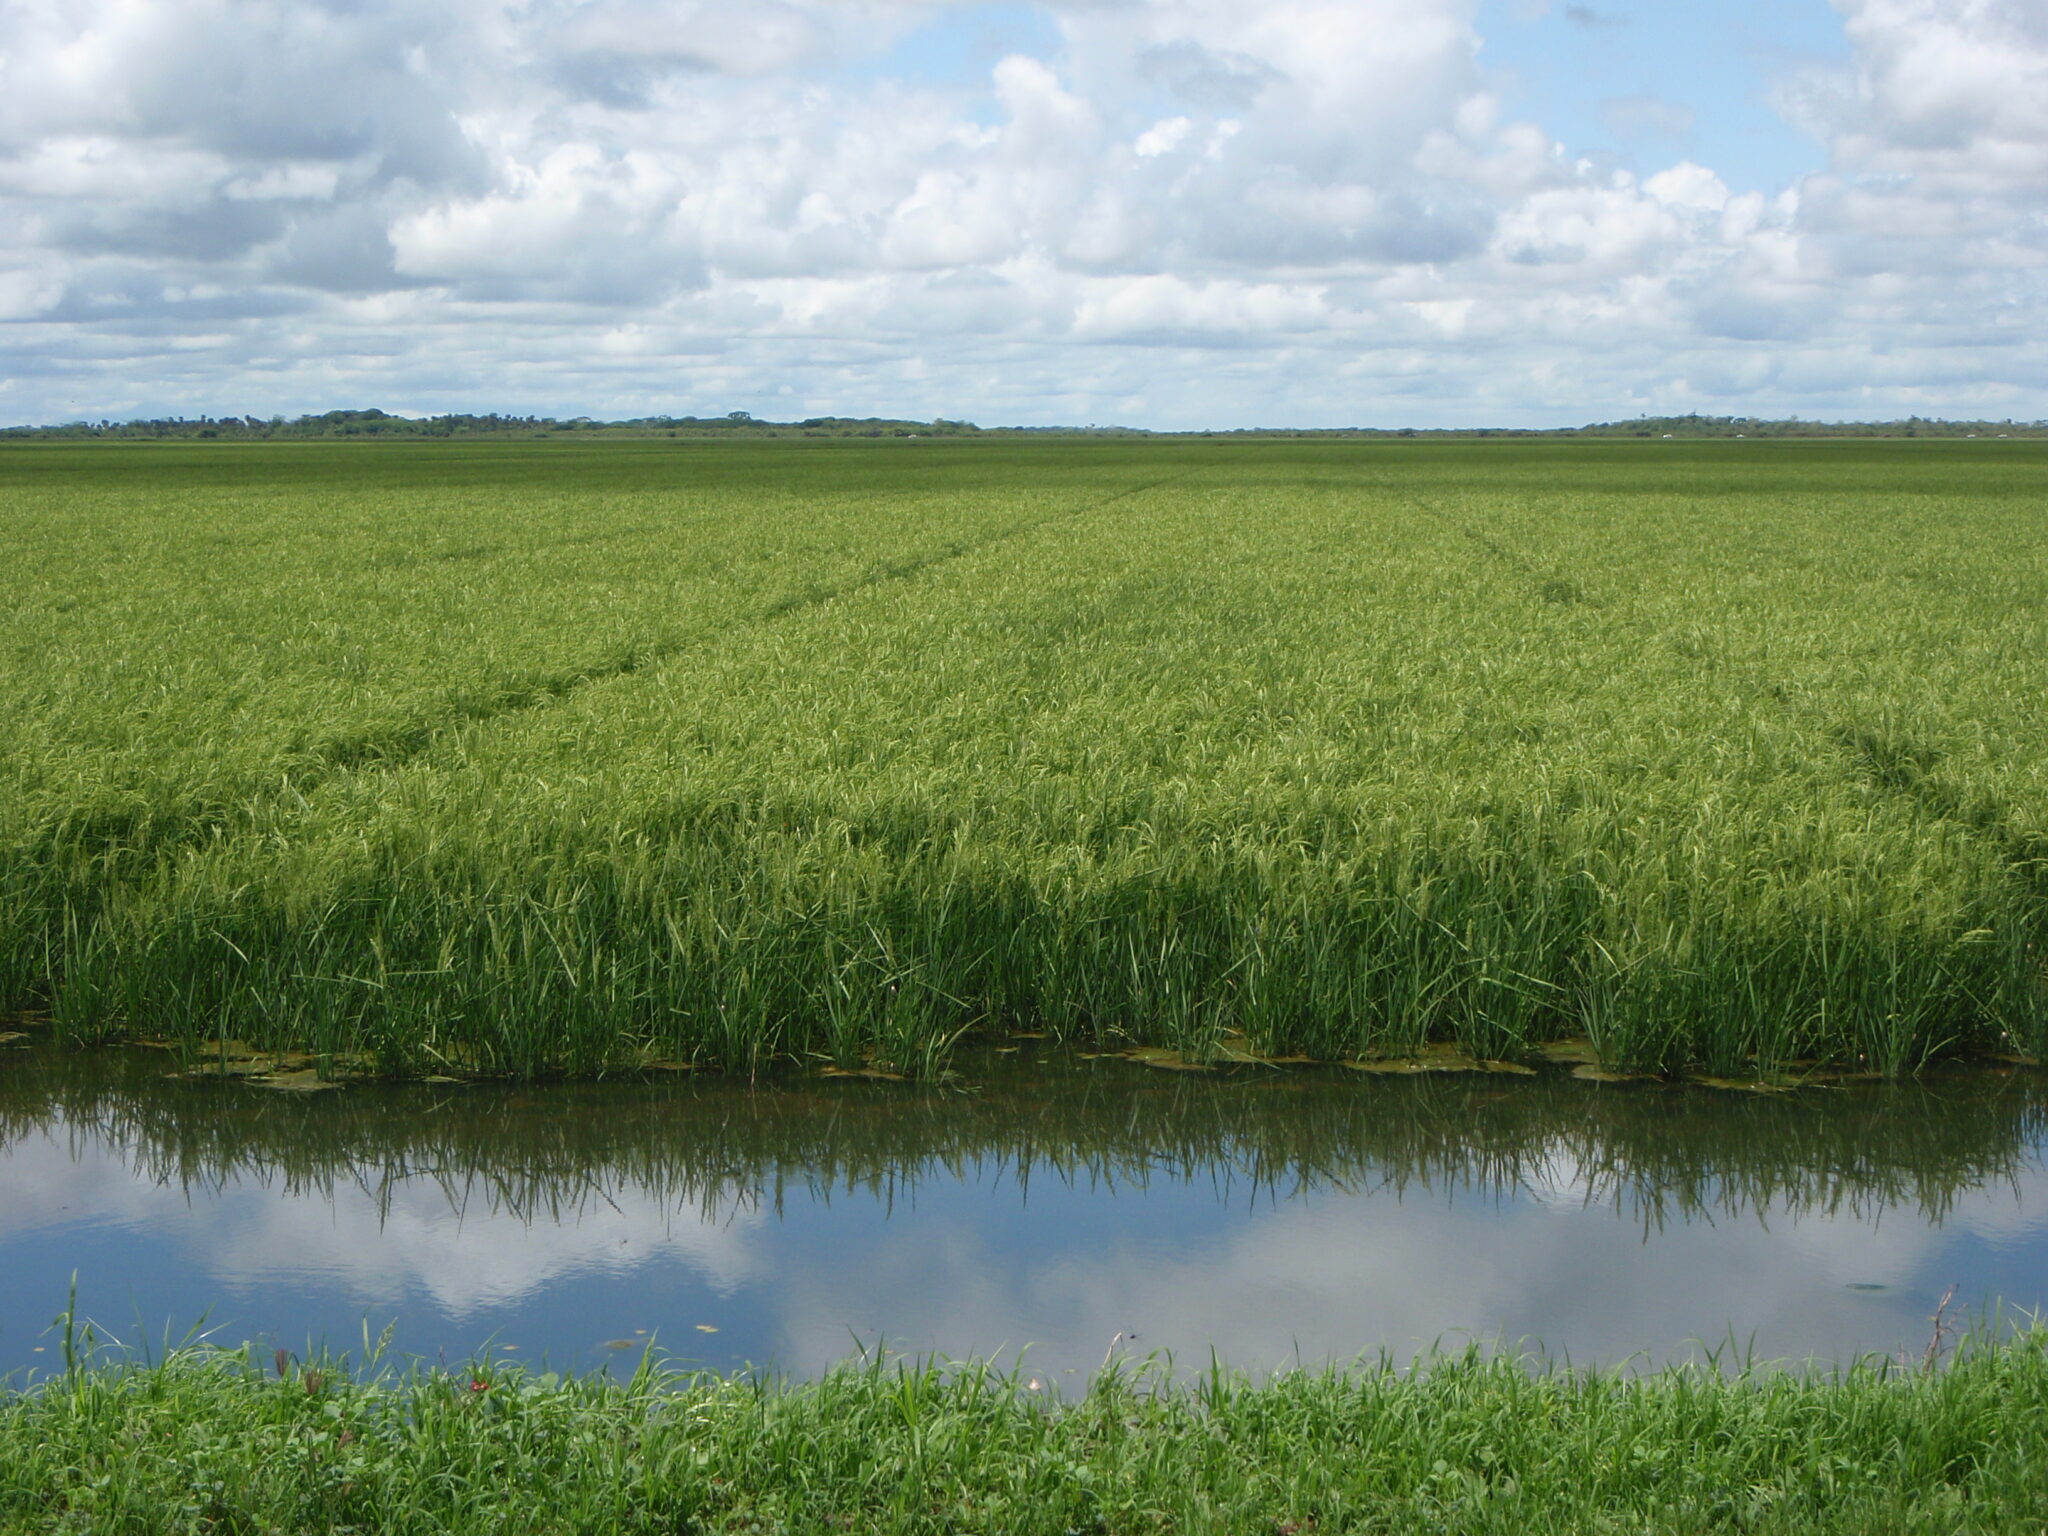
3, 1040, 2045, 1381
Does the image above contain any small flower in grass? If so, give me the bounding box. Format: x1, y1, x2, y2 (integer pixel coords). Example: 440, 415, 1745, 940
470, 1378, 490, 1393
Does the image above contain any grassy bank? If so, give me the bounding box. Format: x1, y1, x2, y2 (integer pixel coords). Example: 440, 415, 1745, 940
5, 439, 2046, 1077
5, 1329, 2048, 1534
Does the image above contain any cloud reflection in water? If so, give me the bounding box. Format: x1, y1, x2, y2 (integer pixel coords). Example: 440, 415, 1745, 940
1, 1048, 2044, 1378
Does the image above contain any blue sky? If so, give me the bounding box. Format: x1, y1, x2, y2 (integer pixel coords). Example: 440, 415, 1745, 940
862, 1, 1851, 190
1475, 0, 1851, 194
1, 0, 2044, 428
844, 2, 1066, 98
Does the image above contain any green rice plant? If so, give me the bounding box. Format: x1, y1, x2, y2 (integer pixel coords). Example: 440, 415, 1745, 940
5, 439, 2046, 1077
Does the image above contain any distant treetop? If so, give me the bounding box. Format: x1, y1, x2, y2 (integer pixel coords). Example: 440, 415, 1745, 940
2, 409, 2042, 441
0, 409, 988, 441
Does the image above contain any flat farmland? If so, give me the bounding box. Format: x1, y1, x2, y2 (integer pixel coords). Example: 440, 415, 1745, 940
3, 437, 2044, 1077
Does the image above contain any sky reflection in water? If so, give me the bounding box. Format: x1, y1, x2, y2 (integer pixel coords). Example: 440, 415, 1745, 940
2, 1043, 2045, 1381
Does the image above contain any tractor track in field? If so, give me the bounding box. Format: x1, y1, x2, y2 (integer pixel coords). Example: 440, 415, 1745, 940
304, 467, 1196, 777
1459, 514, 2048, 908
34, 469, 1203, 874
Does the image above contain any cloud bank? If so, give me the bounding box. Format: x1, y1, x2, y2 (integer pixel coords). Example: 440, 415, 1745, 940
1, 0, 2044, 427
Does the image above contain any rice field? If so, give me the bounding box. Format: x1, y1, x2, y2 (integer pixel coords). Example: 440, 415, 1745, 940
3, 437, 2045, 1077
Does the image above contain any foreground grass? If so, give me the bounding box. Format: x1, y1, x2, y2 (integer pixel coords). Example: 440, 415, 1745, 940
6, 439, 2047, 1077
5, 1330, 2048, 1534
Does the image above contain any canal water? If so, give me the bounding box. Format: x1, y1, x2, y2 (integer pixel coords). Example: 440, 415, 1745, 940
3, 1039, 2046, 1382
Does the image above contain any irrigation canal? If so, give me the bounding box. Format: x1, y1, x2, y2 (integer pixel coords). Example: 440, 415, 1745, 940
4, 1040, 2046, 1381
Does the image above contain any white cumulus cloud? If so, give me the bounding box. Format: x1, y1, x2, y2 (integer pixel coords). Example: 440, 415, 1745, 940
0, 0, 2043, 425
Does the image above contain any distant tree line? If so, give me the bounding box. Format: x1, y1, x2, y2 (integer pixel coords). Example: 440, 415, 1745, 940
1565, 413, 2044, 440
3, 407, 2042, 442
0, 408, 987, 441
1184, 414, 2046, 440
